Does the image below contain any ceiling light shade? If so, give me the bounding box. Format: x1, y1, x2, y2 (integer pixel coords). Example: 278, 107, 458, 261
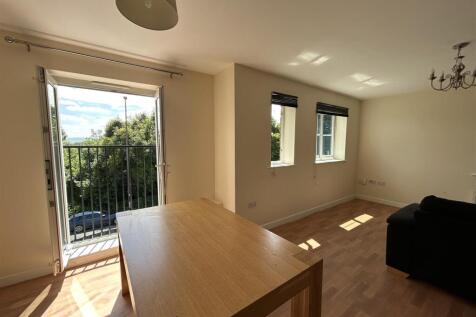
116, 0, 178, 30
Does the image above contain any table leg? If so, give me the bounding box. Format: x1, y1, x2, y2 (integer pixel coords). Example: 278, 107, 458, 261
290, 260, 322, 317
308, 260, 323, 317
119, 240, 129, 296
291, 288, 309, 317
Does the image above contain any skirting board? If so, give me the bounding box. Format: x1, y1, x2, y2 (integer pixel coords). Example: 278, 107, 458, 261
0, 266, 52, 288
355, 194, 408, 208
262, 195, 356, 229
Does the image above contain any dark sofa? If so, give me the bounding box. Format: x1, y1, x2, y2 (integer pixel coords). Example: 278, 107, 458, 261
386, 195, 476, 299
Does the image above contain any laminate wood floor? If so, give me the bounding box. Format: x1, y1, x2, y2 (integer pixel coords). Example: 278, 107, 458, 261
1, 199, 475, 316
271, 199, 476, 317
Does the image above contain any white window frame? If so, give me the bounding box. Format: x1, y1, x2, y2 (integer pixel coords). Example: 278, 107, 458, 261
271, 104, 295, 167
271, 104, 285, 166
316, 113, 336, 161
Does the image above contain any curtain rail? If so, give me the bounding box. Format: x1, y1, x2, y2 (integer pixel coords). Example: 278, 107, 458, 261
4, 35, 184, 78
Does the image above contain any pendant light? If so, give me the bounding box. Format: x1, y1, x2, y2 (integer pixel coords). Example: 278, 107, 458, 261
116, 0, 178, 30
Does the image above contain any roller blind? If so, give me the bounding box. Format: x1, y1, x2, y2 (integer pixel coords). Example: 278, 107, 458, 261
271, 92, 298, 108
316, 102, 348, 117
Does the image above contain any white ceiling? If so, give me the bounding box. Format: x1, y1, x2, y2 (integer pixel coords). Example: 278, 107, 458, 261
0, 0, 475, 99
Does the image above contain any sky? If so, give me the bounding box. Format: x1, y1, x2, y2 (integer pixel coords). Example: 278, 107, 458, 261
57, 86, 155, 140
271, 104, 282, 123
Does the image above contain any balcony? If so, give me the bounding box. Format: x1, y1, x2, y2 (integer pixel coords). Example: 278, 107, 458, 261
63, 144, 159, 244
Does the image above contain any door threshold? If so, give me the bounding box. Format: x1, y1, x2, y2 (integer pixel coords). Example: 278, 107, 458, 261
66, 238, 119, 269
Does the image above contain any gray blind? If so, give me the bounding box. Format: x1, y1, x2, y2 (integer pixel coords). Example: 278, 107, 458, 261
272, 92, 298, 108
316, 102, 348, 117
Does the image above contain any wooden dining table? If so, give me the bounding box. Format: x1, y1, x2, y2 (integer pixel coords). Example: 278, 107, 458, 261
117, 199, 323, 317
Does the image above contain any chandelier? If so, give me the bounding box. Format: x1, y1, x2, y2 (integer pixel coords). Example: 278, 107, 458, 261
429, 42, 476, 91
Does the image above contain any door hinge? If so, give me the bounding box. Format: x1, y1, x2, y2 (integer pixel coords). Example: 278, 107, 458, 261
38, 68, 46, 83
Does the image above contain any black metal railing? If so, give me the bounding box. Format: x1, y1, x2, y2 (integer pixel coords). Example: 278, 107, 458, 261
63, 145, 158, 243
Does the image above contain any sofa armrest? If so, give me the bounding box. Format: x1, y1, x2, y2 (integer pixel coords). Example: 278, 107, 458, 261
386, 204, 419, 273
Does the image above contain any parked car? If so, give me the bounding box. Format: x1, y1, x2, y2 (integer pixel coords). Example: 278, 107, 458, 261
69, 211, 117, 234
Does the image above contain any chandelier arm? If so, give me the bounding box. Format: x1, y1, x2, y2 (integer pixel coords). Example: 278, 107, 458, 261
462, 74, 476, 87
440, 78, 453, 91
430, 79, 444, 91
443, 83, 453, 91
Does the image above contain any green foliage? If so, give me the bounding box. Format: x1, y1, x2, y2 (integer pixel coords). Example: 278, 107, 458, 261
271, 118, 281, 161
63, 113, 159, 218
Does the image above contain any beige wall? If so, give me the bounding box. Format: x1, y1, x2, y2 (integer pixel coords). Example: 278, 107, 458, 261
357, 89, 476, 206
214, 66, 236, 211
234, 65, 361, 225
0, 30, 214, 285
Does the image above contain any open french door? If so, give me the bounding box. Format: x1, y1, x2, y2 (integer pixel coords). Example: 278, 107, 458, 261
39, 67, 70, 273
155, 86, 167, 205
39, 68, 166, 272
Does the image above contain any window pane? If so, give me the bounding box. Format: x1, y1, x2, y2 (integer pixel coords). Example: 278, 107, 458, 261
316, 134, 320, 157
323, 114, 333, 134
271, 104, 282, 161
317, 114, 321, 134
323, 135, 332, 155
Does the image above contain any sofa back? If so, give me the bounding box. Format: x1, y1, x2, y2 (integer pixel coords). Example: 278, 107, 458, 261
420, 195, 476, 221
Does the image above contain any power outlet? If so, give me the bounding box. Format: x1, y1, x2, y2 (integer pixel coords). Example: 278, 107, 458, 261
377, 181, 386, 186
248, 201, 257, 209
358, 178, 367, 185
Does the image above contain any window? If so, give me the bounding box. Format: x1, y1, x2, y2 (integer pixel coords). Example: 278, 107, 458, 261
270, 92, 297, 167
316, 103, 348, 162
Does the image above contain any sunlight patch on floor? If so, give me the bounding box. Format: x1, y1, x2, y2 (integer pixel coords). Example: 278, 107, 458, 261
298, 238, 320, 250
340, 213, 374, 231
339, 219, 361, 231
71, 277, 99, 317
354, 213, 373, 223
306, 238, 320, 249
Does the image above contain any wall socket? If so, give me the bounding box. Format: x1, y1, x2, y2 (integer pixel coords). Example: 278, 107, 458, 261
362, 178, 386, 186
248, 201, 257, 209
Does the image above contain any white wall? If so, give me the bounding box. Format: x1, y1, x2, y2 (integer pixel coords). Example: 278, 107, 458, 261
357, 89, 476, 206
234, 65, 361, 225
0, 29, 215, 286
214, 66, 236, 211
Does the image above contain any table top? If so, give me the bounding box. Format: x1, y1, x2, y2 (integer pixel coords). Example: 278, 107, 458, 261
117, 199, 316, 316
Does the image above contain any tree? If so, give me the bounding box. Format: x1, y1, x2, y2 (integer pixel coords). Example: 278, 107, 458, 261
63, 113, 159, 218
271, 118, 281, 161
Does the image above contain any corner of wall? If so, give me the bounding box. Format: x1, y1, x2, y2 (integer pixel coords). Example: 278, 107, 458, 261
213, 65, 237, 211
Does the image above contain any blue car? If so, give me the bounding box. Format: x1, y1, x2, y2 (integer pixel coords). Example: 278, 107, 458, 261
69, 211, 117, 234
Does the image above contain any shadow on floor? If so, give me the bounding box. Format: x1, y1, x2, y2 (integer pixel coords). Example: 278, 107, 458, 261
0, 256, 121, 317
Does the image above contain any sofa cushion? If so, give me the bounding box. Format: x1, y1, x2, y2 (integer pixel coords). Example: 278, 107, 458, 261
420, 195, 476, 221
387, 203, 418, 226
